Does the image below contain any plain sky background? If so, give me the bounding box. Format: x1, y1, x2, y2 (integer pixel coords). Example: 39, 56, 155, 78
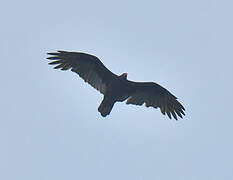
1, 0, 233, 179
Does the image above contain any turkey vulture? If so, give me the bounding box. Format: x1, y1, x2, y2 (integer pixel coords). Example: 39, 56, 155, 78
47, 50, 185, 120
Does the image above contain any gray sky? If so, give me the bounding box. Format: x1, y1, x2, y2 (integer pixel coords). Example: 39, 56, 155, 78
1, 0, 233, 179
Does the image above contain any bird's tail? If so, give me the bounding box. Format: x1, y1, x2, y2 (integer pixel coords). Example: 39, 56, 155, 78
98, 97, 115, 117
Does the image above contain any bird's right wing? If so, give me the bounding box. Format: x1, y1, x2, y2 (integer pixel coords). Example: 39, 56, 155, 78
47, 51, 118, 94
125, 81, 185, 120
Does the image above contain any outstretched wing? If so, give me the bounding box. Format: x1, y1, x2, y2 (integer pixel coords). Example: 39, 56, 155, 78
125, 81, 185, 120
47, 51, 118, 94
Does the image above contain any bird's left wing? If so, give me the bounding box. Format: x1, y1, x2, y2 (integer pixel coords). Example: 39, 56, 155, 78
125, 81, 185, 120
47, 51, 118, 94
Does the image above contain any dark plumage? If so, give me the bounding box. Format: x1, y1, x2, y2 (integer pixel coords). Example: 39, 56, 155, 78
47, 50, 185, 120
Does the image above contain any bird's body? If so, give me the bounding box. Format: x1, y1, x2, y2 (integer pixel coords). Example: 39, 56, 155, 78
47, 51, 185, 120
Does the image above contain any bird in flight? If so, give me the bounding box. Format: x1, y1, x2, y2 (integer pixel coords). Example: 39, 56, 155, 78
47, 51, 185, 120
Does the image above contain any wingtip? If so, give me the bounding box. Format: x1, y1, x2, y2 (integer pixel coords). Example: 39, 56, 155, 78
57, 50, 67, 53
180, 110, 185, 116
47, 52, 59, 55
166, 111, 172, 119
171, 111, 177, 120
47, 56, 60, 60
47, 50, 68, 55
181, 106, 186, 111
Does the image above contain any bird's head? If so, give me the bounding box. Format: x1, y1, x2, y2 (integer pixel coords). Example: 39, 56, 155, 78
119, 73, 128, 80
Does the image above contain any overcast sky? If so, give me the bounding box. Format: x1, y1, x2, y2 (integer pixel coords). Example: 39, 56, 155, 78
1, 0, 233, 179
